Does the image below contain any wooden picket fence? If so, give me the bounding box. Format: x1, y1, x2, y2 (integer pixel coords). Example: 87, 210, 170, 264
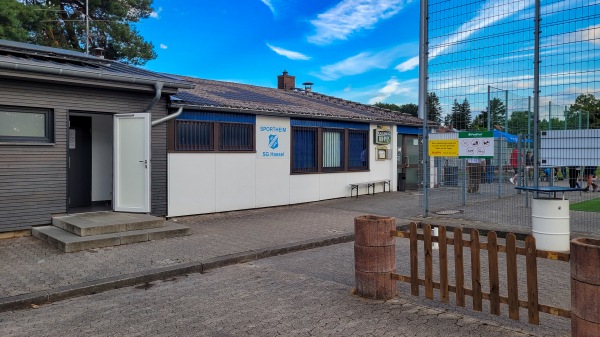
390, 222, 571, 324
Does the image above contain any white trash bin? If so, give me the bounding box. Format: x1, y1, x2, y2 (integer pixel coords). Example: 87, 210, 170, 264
531, 197, 570, 252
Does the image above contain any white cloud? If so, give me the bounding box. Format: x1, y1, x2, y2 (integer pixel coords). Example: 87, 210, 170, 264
308, 0, 411, 45
160, 44, 168, 49
266, 43, 311, 60
546, 24, 600, 46
149, 7, 162, 19
395, 55, 419, 72
311, 45, 413, 80
261, 0, 276, 15
429, 0, 533, 61
368, 77, 418, 104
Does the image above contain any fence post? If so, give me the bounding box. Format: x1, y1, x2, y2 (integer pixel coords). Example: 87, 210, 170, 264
571, 238, 600, 336
354, 215, 396, 300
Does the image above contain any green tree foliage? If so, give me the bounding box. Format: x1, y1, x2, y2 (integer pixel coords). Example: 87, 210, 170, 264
568, 94, 600, 129
373, 102, 419, 118
446, 98, 471, 130
427, 92, 442, 123
0, 0, 156, 65
471, 111, 487, 131
507, 110, 531, 135
374, 102, 401, 112
488, 98, 506, 128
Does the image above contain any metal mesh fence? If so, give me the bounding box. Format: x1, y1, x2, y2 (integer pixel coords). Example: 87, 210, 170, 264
422, 0, 600, 235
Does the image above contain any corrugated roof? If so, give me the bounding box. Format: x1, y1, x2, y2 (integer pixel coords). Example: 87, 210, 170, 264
0, 39, 192, 88
172, 76, 429, 126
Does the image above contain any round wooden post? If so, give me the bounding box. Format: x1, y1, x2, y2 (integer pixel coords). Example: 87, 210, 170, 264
571, 238, 600, 337
354, 215, 396, 300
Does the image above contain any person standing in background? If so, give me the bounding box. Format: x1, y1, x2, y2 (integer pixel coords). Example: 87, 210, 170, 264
583, 166, 598, 192
509, 147, 519, 185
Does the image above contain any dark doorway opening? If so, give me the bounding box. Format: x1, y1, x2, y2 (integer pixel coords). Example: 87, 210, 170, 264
68, 116, 92, 208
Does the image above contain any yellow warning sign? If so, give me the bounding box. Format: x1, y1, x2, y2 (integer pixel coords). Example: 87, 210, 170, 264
429, 139, 459, 157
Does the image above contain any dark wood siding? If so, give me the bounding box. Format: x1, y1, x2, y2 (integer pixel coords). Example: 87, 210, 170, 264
0, 79, 170, 232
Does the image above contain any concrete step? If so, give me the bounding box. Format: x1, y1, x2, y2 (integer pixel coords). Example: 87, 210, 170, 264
32, 221, 190, 253
52, 212, 165, 237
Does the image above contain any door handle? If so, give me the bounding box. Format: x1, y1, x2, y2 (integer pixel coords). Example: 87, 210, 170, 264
405, 155, 409, 166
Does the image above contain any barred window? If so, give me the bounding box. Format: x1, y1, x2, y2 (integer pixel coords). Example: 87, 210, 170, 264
175, 120, 213, 151
172, 111, 255, 152
292, 127, 318, 172
219, 123, 254, 151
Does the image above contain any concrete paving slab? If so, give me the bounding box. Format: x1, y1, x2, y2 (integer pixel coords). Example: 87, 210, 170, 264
2, 192, 596, 335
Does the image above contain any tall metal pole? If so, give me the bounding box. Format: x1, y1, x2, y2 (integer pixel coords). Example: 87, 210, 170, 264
85, 0, 89, 54
487, 85, 491, 131
548, 101, 552, 131
528, 96, 531, 146
564, 106, 567, 130
505, 89, 509, 132
418, 0, 429, 217
533, 0, 541, 187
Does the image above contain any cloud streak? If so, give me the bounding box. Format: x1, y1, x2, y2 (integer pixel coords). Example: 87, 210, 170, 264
266, 43, 311, 60
368, 77, 418, 104
308, 0, 411, 45
312, 44, 416, 80
160, 44, 168, 49
260, 0, 275, 15
396, 0, 534, 73
149, 7, 162, 19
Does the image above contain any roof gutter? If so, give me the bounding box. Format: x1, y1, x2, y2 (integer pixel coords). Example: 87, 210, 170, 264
0, 59, 193, 89
169, 103, 425, 127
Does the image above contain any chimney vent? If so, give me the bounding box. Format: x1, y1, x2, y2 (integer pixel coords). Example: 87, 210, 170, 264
277, 70, 295, 91
92, 47, 105, 59
302, 81, 314, 92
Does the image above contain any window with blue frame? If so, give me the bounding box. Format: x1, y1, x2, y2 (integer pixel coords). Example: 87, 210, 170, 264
172, 111, 255, 152
291, 119, 369, 173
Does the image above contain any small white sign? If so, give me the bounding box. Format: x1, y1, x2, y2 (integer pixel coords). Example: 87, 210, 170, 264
69, 129, 76, 149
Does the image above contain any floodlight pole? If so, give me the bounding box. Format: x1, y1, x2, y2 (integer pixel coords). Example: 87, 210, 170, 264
533, 0, 541, 188
418, 0, 429, 217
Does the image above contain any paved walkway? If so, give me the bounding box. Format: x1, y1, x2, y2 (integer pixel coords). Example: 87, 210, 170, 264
0, 191, 579, 335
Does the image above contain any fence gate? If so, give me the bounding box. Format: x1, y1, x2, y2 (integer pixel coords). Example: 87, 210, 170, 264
391, 223, 570, 324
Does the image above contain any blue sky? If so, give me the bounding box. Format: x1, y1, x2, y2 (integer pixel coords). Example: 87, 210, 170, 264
136, 0, 421, 106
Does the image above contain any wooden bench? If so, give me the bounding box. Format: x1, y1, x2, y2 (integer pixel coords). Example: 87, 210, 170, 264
350, 180, 391, 198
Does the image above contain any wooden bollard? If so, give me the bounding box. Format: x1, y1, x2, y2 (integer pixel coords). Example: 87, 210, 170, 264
571, 238, 600, 337
354, 215, 396, 300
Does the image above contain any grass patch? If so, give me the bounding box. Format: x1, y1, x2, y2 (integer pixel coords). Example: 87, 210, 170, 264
570, 197, 600, 212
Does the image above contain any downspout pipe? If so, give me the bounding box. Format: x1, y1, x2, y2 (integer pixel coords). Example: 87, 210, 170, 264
145, 82, 164, 113
152, 107, 182, 127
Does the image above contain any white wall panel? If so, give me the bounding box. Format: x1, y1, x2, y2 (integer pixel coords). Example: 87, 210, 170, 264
255, 159, 290, 207
215, 154, 256, 212
319, 173, 347, 199
255, 116, 291, 207
168, 153, 216, 216
289, 175, 320, 204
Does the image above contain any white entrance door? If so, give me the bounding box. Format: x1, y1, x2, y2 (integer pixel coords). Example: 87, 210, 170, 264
113, 113, 150, 213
